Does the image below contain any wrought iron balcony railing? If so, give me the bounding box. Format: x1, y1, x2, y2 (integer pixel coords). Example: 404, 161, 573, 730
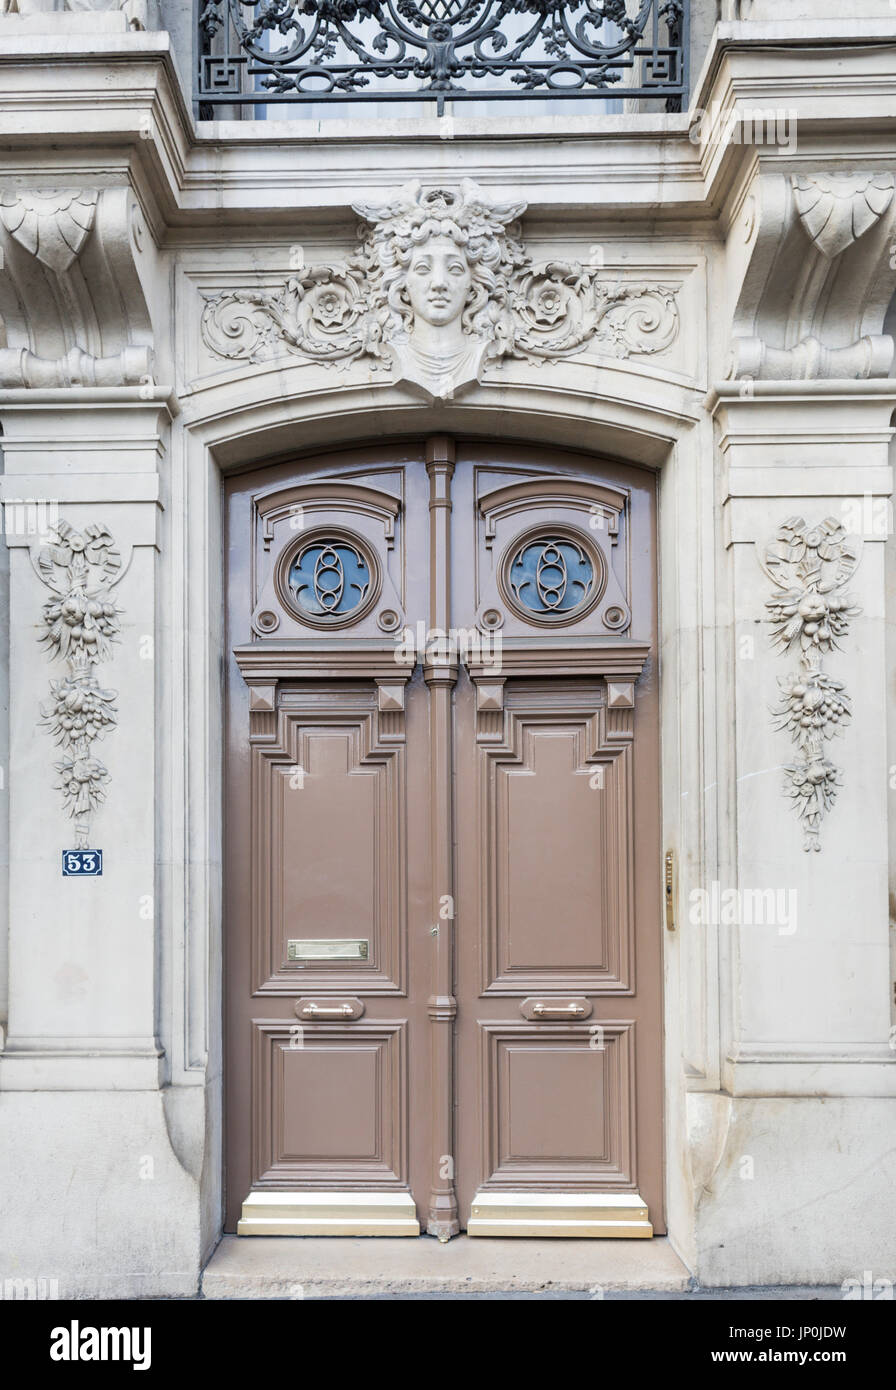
197, 0, 687, 115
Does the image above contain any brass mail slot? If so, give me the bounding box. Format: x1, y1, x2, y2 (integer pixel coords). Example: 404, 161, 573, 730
287, 938, 369, 962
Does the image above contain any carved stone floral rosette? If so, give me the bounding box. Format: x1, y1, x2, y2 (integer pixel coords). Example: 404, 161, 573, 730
201, 180, 680, 400
36, 520, 123, 849
760, 517, 862, 851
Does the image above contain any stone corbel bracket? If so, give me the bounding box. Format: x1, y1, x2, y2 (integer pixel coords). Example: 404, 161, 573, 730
0, 185, 158, 388
759, 516, 862, 851
726, 171, 896, 382
35, 519, 128, 850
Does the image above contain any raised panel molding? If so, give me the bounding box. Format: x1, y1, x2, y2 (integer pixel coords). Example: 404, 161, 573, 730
479, 478, 627, 549
247, 690, 407, 995
249, 1019, 411, 1189
256, 480, 400, 551
477, 681, 635, 995
476, 1021, 637, 1189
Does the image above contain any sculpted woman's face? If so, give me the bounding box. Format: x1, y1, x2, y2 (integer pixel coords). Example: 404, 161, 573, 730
405, 234, 473, 328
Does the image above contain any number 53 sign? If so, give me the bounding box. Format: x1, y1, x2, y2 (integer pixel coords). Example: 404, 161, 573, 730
62, 850, 103, 877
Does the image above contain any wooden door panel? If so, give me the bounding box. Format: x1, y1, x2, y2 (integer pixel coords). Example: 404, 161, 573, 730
478, 1022, 635, 1186
250, 1020, 410, 1186
225, 446, 429, 1235
479, 684, 634, 994
455, 441, 662, 1238
249, 691, 406, 994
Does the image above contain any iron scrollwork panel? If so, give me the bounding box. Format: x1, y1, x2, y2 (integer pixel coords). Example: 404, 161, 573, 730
198, 0, 687, 112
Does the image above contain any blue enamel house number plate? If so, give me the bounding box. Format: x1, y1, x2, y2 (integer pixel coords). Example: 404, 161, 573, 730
62, 850, 103, 876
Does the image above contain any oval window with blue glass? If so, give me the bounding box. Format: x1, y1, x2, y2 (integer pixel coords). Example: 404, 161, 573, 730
281, 533, 378, 627
503, 529, 604, 625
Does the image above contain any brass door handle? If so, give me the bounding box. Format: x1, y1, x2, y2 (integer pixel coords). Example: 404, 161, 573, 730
520, 997, 593, 1021
295, 997, 365, 1020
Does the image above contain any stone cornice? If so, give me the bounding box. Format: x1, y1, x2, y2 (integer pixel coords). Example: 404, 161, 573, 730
1, 25, 896, 232
706, 379, 896, 411
0, 385, 179, 412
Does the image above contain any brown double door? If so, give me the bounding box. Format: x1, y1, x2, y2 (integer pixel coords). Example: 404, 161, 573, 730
224, 437, 663, 1238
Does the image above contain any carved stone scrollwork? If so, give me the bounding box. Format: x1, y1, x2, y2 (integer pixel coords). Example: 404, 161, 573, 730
201, 181, 680, 400
760, 517, 862, 852
36, 520, 124, 849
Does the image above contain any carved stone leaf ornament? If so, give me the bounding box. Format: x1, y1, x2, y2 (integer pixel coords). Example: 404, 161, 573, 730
760, 517, 862, 852
36, 520, 124, 849
0, 189, 98, 274
201, 180, 680, 399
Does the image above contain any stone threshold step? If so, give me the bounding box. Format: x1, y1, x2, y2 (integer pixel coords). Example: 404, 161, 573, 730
201, 1234, 691, 1299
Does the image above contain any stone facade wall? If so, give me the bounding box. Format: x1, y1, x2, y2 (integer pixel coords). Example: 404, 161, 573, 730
0, 5, 894, 1295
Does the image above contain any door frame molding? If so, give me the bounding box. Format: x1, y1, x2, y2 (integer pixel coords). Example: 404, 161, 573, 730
172, 366, 712, 1266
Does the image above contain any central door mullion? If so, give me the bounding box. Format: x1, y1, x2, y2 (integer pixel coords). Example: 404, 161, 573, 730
423, 436, 461, 1240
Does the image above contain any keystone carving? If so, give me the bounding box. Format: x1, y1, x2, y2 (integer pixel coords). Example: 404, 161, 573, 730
36, 520, 124, 849
201, 180, 680, 400
760, 517, 862, 852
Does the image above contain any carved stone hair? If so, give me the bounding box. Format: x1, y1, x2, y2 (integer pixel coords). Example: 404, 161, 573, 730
352, 180, 527, 338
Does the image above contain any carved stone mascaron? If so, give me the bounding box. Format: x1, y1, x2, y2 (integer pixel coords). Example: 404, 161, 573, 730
201, 180, 680, 400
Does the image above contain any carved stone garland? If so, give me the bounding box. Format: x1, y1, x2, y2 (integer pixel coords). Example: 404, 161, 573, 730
201, 180, 679, 399
762, 517, 861, 852
37, 521, 122, 849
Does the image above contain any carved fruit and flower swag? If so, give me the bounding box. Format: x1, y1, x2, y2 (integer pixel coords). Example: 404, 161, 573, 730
762, 517, 861, 852
37, 521, 122, 849
201, 180, 679, 393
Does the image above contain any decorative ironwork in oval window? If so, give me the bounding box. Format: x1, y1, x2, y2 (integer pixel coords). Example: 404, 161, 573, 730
286, 537, 372, 620
506, 533, 599, 622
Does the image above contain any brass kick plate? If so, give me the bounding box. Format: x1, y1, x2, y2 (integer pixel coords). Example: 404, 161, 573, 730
287, 939, 369, 962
